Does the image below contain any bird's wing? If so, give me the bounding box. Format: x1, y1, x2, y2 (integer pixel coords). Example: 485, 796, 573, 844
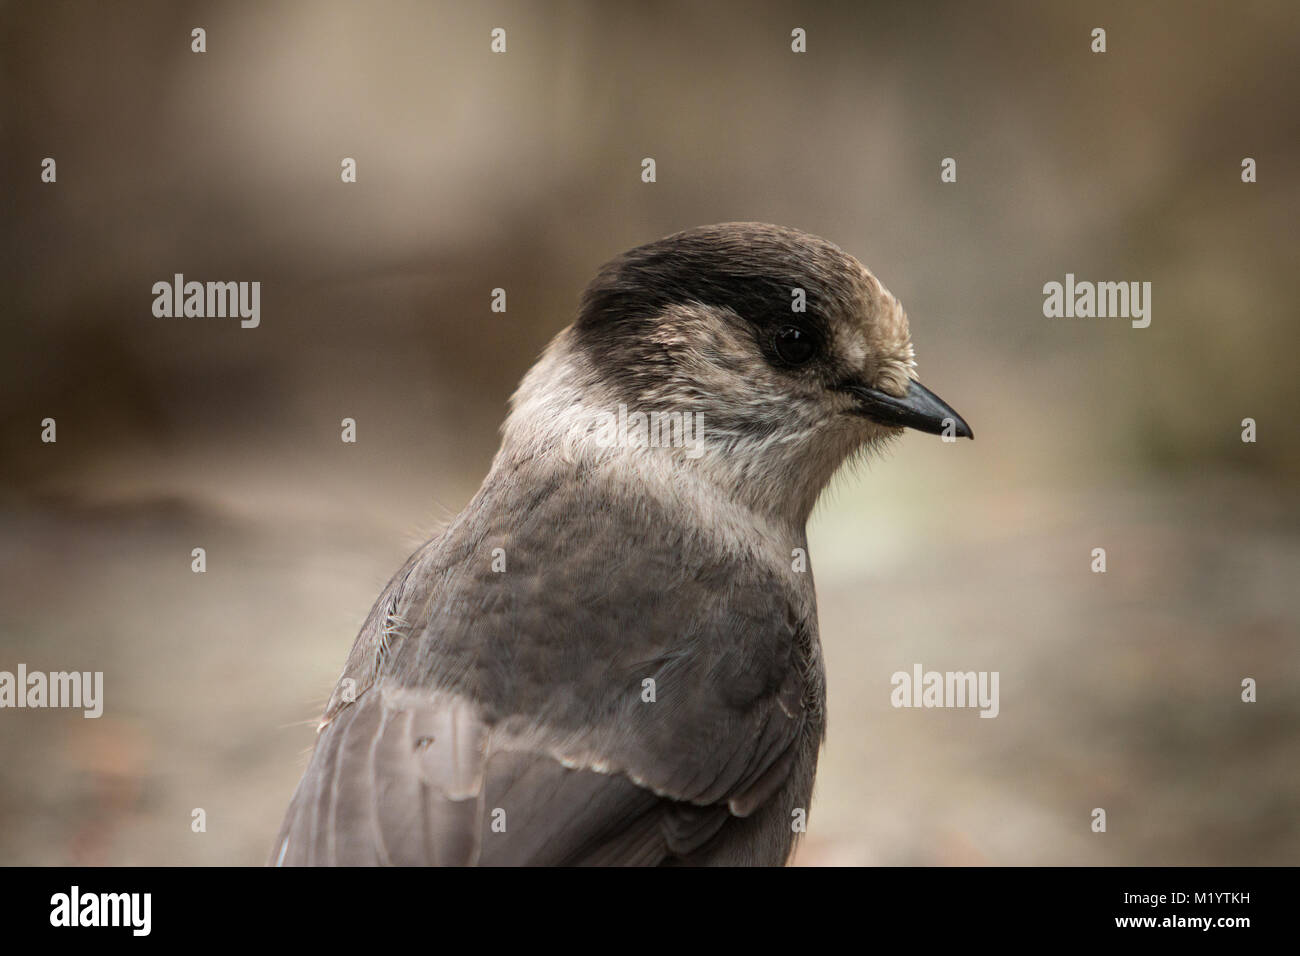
273, 464, 821, 866
272, 685, 740, 866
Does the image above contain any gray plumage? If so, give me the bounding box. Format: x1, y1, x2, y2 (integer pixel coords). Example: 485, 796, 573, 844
272, 223, 971, 866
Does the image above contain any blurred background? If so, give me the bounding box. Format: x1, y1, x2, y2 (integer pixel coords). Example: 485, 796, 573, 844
1, 0, 1297, 865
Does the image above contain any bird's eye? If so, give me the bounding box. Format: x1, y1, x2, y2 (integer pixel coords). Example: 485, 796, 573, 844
773, 325, 817, 365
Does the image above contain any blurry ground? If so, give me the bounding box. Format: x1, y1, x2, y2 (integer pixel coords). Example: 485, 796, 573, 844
1, 0, 1298, 864
1, 463, 1295, 865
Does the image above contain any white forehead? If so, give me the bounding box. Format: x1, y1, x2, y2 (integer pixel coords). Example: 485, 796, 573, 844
837, 266, 912, 364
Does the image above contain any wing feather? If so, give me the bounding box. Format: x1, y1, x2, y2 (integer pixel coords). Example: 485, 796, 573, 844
273, 462, 822, 866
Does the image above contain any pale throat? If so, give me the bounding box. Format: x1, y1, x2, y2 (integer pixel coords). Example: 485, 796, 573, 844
497, 333, 868, 532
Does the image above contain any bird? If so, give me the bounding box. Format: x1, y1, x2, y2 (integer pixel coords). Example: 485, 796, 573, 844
271, 222, 972, 866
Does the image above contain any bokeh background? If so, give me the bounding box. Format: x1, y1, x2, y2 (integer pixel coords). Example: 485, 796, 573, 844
1, 0, 1297, 865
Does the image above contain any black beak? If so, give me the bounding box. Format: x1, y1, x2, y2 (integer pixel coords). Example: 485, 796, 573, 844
843, 379, 973, 439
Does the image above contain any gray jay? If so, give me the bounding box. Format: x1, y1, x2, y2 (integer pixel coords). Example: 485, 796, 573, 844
272, 222, 972, 866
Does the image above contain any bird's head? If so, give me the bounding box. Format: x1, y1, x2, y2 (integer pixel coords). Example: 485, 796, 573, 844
504, 222, 972, 525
